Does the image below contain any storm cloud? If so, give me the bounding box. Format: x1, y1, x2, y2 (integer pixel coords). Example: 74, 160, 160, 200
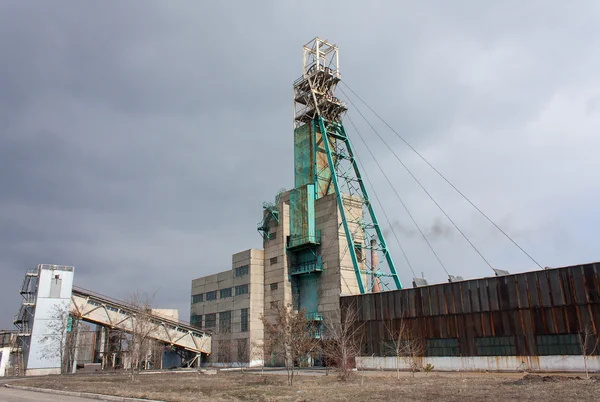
1, 1, 599, 326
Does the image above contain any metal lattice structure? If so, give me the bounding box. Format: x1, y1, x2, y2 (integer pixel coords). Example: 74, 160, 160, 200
293, 38, 401, 293
257, 188, 286, 240
71, 287, 211, 355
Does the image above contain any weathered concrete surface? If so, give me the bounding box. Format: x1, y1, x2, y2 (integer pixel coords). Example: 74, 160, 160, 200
357, 355, 600, 372
0, 386, 96, 402
2, 384, 164, 402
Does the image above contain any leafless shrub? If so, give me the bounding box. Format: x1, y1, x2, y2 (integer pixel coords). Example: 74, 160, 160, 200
39, 303, 81, 374
249, 338, 265, 375
125, 291, 159, 381
384, 319, 423, 378
260, 303, 319, 385
578, 322, 599, 380
322, 306, 364, 381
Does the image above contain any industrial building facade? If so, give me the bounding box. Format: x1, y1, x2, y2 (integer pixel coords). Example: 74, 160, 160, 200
343, 262, 600, 371
8, 264, 211, 376
12, 264, 75, 375
189, 38, 599, 372
190, 249, 265, 365
190, 190, 366, 365
190, 38, 383, 366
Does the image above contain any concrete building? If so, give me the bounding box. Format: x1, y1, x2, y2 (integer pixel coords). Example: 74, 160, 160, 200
190, 249, 264, 365
0, 331, 17, 376
189, 38, 392, 366
11, 264, 212, 376
13, 264, 75, 376
189, 182, 369, 366
188, 38, 600, 372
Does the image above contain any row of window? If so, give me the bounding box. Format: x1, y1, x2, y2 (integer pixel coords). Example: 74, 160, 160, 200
218, 338, 249, 362
191, 284, 249, 304
235, 265, 249, 277
382, 334, 592, 357
190, 308, 249, 332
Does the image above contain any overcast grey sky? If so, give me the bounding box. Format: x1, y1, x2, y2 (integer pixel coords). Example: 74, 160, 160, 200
1, 1, 599, 327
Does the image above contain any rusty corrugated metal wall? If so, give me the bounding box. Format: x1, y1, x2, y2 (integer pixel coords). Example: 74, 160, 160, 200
341, 262, 600, 356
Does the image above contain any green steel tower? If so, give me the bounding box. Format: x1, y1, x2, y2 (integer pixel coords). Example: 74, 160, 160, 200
289, 38, 402, 300
257, 38, 402, 322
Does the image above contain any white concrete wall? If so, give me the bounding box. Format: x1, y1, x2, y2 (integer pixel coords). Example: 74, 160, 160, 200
0, 346, 11, 376
26, 266, 74, 375
356, 355, 600, 373
151, 309, 179, 321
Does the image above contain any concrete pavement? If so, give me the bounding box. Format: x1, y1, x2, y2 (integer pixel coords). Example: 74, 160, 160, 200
0, 386, 98, 402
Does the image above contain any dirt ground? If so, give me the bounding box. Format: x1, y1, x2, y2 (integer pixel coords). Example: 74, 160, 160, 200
10, 370, 600, 402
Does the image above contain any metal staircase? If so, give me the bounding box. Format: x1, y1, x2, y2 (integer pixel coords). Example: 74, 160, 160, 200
13, 268, 38, 336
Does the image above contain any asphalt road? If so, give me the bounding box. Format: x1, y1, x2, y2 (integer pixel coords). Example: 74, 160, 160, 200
0, 387, 98, 402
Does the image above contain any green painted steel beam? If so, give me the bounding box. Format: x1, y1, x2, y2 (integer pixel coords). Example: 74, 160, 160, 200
318, 117, 366, 294
337, 123, 402, 290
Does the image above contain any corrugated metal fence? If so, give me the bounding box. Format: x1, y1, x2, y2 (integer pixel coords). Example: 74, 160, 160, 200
341, 262, 600, 356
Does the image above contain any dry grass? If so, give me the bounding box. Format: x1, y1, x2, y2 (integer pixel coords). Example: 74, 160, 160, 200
12, 370, 600, 401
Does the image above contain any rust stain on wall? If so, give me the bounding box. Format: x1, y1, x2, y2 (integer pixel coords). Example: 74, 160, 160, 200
341, 263, 600, 357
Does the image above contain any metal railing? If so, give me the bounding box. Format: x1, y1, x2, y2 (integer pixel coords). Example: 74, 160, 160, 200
290, 261, 323, 275
39, 264, 74, 272
72, 286, 210, 336
21, 293, 36, 305
287, 231, 321, 249
306, 312, 323, 321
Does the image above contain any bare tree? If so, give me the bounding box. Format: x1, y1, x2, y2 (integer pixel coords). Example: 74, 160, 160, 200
126, 291, 158, 381
260, 303, 319, 385
216, 311, 234, 365
578, 322, 599, 380
322, 306, 364, 381
249, 338, 265, 374
39, 303, 81, 374
385, 319, 423, 379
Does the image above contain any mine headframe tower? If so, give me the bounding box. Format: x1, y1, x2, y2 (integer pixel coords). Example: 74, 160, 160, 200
291, 38, 401, 294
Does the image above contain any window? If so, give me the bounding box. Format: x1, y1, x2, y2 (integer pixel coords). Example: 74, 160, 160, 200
241, 308, 249, 332
235, 265, 249, 277
270, 283, 278, 291
237, 338, 249, 362
269, 231, 277, 240
219, 311, 231, 333
235, 284, 249, 296
220, 288, 232, 298
270, 256, 278, 265
0, 333, 13, 347
354, 242, 364, 263
206, 291, 217, 301
476, 336, 516, 356
190, 315, 202, 326
191, 293, 203, 304
537, 334, 581, 355
205, 313, 216, 328
218, 339, 233, 363
427, 338, 460, 356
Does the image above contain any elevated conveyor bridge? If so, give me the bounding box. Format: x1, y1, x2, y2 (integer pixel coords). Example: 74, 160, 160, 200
70, 286, 211, 355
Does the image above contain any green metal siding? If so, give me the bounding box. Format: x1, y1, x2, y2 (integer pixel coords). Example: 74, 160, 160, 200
297, 274, 319, 314
294, 124, 313, 188
289, 184, 316, 248
293, 123, 333, 199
